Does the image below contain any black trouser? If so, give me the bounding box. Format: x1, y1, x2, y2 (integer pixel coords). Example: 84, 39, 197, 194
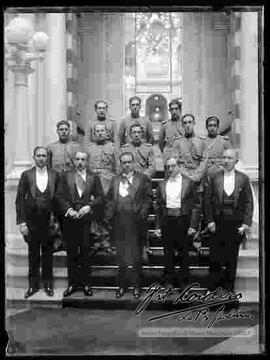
161, 215, 189, 284
63, 218, 91, 287
209, 219, 243, 292
117, 262, 142, 290
26, 224, 53, 288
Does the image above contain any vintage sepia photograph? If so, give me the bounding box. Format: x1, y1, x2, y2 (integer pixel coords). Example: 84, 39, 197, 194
3, 6, 264, 355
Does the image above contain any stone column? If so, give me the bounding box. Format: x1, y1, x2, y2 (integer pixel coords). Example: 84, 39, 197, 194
44, 13, 67, 145
239, 12, 259, 180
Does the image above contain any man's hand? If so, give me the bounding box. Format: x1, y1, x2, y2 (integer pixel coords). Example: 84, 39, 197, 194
238, 224, 250, 235
19, 223, 29, 237
154, 229, 162, 237
207, 222, 216, 233
188, 228, 197, 236
77, 205, 91, 219
68, 209, 78, 219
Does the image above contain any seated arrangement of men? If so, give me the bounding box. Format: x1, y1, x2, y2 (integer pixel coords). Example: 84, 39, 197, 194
15, 97, 254, 299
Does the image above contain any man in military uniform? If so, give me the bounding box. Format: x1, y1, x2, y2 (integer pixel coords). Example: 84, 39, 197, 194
47, 120, 83, 251
84, 122, 118, 251
120, 123, 156, 179
47, 120, 82, 173
159, 98, 183, 158
172, 114, 206, 183
202, 116, 232, 176
118, 96, 154, 146
84, 100, 117, 144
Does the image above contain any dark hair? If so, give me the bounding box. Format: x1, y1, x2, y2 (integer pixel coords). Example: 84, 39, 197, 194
205, 116, 220, 128
33, 146, 49, 156
56, 120, 70, 129
94, 100, 108, 110
129, 96, 141, 106
169, 98, 182, 111
119, 151, 135, 163
181, 113, 195, 123
129, 123, 143, 134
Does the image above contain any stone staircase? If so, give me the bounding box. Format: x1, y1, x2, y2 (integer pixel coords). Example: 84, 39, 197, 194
5, 170, 260, 310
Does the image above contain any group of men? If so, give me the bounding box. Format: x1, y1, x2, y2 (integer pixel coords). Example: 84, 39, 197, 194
15, 95, 253, 300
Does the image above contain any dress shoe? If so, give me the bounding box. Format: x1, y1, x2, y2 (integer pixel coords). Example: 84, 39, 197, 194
63, 284, 77, 297
115, 287, 125, 299
133, 288, 141, 300
84, 285, 93, 297
24, 287, 38, 299
45, 287, 54, 296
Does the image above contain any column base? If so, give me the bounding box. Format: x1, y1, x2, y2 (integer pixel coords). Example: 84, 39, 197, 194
5, 161, 32, 182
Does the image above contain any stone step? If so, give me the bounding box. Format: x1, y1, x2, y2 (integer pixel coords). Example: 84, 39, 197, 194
6, 245, 259, 268
6, 265, 259, 293
6, 287, 259, 308
147, 231, 259, 250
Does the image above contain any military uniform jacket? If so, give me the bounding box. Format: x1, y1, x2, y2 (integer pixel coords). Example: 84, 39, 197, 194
158, 118, 183, 152
202, 135, 231, 175
118, 115, 154, 146
47, 140, 82, 173
172, 134, 205, 180
83, 141, 117, 179
85, 118, 117, 144
120, 142, 156, 178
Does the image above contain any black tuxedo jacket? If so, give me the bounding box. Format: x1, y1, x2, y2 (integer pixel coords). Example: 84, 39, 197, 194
15, 167, 59, 225
105, 171, 152, 221
155, 174, 201, 229
204, 169, 254, 226
55, 169, 103, 219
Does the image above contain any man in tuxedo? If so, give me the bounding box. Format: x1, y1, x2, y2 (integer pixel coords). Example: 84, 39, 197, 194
15, 146, 59, 298
205, 149, 254, 292
155, 156, 201, 288
105, 152, 152, 299
47, 120, 83, 252
56, 151, 103, 297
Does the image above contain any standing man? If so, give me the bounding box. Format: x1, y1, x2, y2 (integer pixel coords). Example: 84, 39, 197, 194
47, 120, 83, 251
47, 120, 82, 174
105, 152, 152, 299
159, 98, 183, 158
120, 123, 156, 179
15, 147, 59, 298
85, 100, 118, 144
118, 96, 154, 146
205, 149, 253, 292
202, 116, 232, 177
84, 122, 118, 251
56, 151, 104, 297
172, 114, 206, 183
155, 156, 200, 288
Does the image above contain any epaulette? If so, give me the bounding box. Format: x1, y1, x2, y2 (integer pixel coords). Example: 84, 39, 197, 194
120, 143, 130, 148
161, 119, 168, 125
197, 135, 206, 140
144, 143, 152, 147
223, 135, 229, 140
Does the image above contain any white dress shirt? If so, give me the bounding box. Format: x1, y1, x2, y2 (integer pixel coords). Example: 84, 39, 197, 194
119, 175, 133, 198
224, 170, 235, 196
36, 166, 48, 193
166, 172, 182, 208
76, 169, 87, 197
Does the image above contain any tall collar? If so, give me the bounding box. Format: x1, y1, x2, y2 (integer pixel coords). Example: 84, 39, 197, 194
224, 169, 235, 177
35, 166, 47, 173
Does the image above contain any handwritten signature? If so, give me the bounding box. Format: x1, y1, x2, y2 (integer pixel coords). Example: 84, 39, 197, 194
135, 283, 254, 327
